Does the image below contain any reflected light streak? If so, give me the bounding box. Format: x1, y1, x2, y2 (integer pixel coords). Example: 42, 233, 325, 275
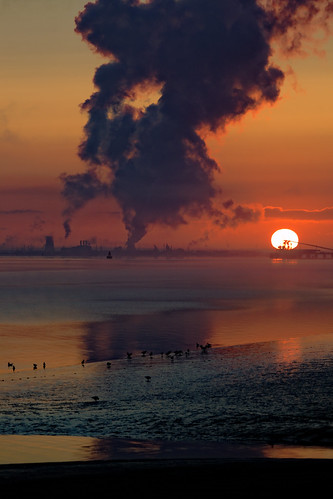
276, 338, 302, 364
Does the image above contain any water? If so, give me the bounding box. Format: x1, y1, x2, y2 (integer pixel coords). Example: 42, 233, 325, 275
0, 256, 332, 450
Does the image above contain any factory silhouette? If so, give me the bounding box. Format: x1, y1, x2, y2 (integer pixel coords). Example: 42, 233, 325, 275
2, 235, 332, 259
44, 237, 103, 257
0, 235, 261, 259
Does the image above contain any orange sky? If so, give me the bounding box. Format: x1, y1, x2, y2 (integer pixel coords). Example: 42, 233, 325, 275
1, 0, 332, 251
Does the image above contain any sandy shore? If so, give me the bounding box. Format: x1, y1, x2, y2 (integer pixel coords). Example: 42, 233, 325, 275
0, 436, 331, 496
0, 457, 331, 497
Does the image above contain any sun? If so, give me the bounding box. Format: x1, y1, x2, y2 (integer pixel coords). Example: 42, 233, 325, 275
271, 229, 299, 250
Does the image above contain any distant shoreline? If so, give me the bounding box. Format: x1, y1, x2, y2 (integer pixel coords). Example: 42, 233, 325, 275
0, 248, 267, 258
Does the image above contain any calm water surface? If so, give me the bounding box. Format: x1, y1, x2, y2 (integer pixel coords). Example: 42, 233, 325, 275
1, 255, 333, 367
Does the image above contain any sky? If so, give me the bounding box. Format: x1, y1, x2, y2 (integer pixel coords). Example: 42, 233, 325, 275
0, 0, 332, 251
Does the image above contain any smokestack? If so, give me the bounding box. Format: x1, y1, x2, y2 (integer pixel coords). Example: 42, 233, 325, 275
61, 0, 332, 247
44, 235, 55, 255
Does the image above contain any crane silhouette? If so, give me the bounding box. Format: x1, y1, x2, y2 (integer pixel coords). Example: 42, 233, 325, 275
283, 240, 333, 252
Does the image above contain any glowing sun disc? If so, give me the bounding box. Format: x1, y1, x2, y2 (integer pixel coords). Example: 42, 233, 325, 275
271, 229, 299, 250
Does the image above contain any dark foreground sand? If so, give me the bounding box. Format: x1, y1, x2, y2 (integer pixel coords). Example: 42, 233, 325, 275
0, 458, 331, 498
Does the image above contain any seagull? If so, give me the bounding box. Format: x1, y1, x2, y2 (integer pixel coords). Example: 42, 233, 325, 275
145, 376, 151, 382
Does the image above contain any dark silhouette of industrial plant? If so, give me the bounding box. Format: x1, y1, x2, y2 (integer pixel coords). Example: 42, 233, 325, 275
270, 240, 333, 260
1, 235, 332, 260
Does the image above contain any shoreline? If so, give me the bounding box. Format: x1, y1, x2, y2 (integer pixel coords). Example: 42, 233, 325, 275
0, 434, 332, 466
0, 456, 332, 496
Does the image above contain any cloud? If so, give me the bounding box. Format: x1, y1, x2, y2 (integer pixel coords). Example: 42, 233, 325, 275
265, 206, 333, 221
61, 0, 332, 247
0, 209, 43, 215
214, 200, 262, 228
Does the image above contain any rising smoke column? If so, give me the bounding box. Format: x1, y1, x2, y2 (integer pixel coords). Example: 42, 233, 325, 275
61, 0, 332, 247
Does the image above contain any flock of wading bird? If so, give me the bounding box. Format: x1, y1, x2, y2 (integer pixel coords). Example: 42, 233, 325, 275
7, 361, 46, 372
5, 342, 212, 393
88, 342, 213, 401
81, 341, 212, 370
5, 343, 213, 402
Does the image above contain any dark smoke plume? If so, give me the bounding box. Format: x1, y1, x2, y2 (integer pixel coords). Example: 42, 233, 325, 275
61, 0, 332, 246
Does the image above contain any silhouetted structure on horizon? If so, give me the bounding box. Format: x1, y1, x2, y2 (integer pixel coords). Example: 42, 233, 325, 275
43, 236, 55, 256
60, 239, 95, 257
270, 248, 333, 260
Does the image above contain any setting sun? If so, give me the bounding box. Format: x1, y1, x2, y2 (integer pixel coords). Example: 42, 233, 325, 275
271, 229, 299, 250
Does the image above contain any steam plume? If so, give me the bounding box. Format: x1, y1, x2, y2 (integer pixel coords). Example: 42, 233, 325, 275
61, 0, 332, 246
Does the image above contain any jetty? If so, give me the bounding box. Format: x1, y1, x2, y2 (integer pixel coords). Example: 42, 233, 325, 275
270, 240, 333, 260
